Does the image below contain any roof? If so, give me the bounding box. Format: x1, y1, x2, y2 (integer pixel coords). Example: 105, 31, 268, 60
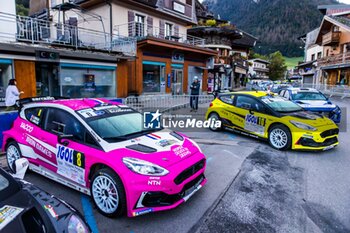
223, 91, 271, 98
25, 98, 122, 111
318, 4, 350, 15
231, 30, 258, 48
287, 88, 319, 93
331, 15, 350, 28
249, 58, 270, 64
315, 15, 350, 44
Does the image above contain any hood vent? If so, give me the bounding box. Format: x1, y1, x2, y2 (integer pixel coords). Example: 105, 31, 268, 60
170, 131, 184, 141
126, 144, 157, 153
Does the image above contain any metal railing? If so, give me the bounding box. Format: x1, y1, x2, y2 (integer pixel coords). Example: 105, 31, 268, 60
300, 83, 350, 99
124, 94, 215, 112
0, 12, 136, 56
114, 22, 205, 46
318, 52, 350, 67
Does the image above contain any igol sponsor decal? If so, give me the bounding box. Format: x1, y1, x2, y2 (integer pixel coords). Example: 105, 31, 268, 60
133, 208, 153, 216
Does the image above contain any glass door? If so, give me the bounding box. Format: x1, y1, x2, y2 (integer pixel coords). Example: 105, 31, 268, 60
172, 68, 183, 95
36, 63, 60, 97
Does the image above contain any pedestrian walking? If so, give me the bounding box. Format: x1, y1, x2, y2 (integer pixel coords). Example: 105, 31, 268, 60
5, 79, 23, 111
190, 76, 200, 112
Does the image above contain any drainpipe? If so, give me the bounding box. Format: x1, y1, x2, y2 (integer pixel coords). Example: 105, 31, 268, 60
107, 0, 113, 50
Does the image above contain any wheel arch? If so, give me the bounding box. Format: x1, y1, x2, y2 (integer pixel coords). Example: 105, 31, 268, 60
267, 122, 293, 148
4, 137, 16, 150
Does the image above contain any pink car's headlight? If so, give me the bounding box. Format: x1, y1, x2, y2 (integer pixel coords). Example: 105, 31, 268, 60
122, 157, 169, 176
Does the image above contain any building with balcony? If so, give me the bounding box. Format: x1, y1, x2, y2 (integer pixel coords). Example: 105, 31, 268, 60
187, 0, 257, 92
0, 1, 136, 104
73, 0, 217, 95
248, 59, 270, 80
297, 28, 322, 84
315, 11, 350, 86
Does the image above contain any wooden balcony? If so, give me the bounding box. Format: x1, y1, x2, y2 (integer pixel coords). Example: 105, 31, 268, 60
318, 52, 350, 67
322, 31, 341, 46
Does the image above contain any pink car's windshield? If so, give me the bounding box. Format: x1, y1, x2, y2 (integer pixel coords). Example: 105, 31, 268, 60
86, 112, 160, 142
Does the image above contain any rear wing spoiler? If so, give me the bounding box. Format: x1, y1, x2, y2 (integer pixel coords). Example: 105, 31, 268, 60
18, 96, 69, 109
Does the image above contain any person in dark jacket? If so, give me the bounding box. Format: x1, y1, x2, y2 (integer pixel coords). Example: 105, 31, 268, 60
190, 77, 200, 111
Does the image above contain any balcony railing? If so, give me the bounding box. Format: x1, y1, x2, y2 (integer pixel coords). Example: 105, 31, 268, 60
318, 52, 350, 67
253, 67, 269, 72
0, 12, 136, 56
114, 22, 205, 46
322, 31, 341, 46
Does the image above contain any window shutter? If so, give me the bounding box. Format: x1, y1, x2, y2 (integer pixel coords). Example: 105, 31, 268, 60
128, 11, 135, 37
159, 20, 164, 38
147, 16, 153, 36
174, 25, 179, 36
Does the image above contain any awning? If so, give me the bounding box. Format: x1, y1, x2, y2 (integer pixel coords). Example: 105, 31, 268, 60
0, 59, 12, 65
195, 66, 208, 70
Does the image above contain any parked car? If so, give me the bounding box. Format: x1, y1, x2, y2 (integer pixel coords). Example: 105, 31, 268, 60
206, 91, 339, 151
0, 158, 90, 233
2, 97, 206, 217
279, 88, 341, 123
270, 84, 292, 94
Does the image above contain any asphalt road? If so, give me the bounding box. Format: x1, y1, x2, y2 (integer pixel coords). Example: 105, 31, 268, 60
1, 97, 349, 233
196, 97, 350, 233
21, 131, 256, 233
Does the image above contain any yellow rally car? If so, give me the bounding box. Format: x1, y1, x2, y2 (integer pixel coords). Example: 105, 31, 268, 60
205, 91, 339, 151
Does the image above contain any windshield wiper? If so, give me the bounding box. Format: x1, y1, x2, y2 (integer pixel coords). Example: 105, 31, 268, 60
102, 127, 163, 142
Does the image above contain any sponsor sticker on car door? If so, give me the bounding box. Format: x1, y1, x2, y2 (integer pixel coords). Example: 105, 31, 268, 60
244, 114, 266, 136
56, 145, 86, 186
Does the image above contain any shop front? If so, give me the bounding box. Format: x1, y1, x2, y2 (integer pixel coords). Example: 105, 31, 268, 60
60, 63, 116, 98
132, 37, 217, 96
321, 66, 350, 86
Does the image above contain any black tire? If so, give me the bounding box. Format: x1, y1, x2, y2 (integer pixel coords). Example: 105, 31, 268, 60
208, 113, 222, 131
268, 124, 292, 150
90, 168, 126, 217
6, 141, 22, 173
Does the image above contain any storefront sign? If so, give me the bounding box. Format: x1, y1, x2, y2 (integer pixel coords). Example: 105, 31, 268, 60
36, 51, 59, 61
172, 53, 184, 63
173, 2, 185, 14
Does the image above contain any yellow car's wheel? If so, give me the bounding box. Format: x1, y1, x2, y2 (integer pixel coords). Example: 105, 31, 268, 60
268, 124, 292, 150
208, 113, 222, 131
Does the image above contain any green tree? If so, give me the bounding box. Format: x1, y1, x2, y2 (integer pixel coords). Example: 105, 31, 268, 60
16, 3, 29, 16
268, 51, 287, 81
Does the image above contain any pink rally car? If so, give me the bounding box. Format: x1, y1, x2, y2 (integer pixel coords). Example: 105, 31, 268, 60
2, 97, 207, 217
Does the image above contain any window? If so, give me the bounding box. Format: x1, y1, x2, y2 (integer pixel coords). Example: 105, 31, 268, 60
284, 90, 290, 100
317, 52, 322, 59
60, 67, 116, 98
45, 108, 85, 142
25, 107, 45, 126
235, 95, 265, 112
311, 54, 315, 61
165, 23, 173, 37
143, 63, 165, 93
134, 14, 145, 37
219, 95, 234, 105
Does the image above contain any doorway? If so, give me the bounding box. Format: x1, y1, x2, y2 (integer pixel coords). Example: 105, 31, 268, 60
172, 68, 183, 95
35, 63, 60, 96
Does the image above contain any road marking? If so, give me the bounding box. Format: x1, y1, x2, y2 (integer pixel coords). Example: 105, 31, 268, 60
81, 194, 99, 233
222, 150, 240, 159
207, 157, 213, 164
224, 132, 236, 140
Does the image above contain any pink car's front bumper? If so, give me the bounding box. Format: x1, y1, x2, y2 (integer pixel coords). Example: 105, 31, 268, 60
124, 152, 207, 217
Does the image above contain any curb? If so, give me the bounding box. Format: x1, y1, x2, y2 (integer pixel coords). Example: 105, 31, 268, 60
188, 168, 242, 233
